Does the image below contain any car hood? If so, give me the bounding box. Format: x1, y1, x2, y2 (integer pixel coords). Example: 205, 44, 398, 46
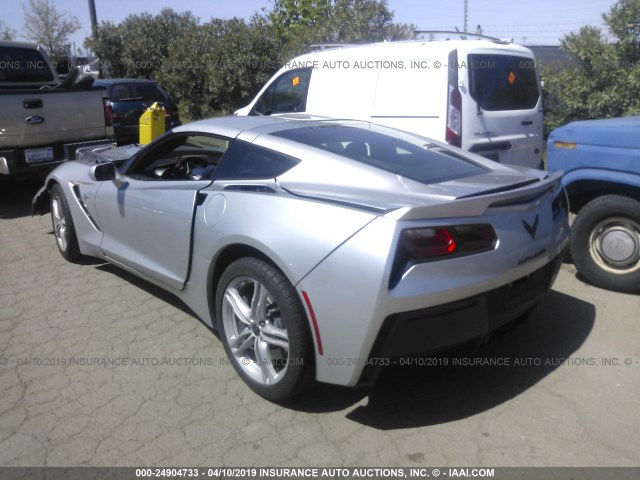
550, 116, 640, 149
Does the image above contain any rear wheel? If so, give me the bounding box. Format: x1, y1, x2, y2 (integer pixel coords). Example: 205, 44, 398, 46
216, 257, 313, 400
50, 184, 81, 261
571, 195, 640, 293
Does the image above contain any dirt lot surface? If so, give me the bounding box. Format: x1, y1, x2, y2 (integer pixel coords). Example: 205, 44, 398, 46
1, 178, 638, 467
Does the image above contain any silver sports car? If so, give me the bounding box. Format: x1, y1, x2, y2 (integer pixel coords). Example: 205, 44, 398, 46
33, 115, 569, 400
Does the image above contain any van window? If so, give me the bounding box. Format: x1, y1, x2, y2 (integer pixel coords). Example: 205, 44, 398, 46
273, 125, 488, 184
251, 68, 312, 115
468, 54, 539, 111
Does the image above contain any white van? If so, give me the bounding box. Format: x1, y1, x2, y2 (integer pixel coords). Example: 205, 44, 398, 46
236, 38, 544, 169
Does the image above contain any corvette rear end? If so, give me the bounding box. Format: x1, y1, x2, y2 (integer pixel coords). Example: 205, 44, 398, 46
293, 169, 568, 387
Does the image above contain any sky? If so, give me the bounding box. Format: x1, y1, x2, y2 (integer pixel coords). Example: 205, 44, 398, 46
2, 0, 617, 55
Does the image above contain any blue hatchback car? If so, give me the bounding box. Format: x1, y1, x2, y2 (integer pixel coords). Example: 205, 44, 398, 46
94, 78, 182, 145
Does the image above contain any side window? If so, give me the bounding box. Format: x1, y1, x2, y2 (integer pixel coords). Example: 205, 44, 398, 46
214, 140, 299, 180
125, 134, 231, 181
251, 68, 312, 116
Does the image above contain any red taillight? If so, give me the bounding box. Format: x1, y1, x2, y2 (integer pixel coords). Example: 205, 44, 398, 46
400, 224, 496, 260
103, 98, 113, 127
401, 227, 457, 259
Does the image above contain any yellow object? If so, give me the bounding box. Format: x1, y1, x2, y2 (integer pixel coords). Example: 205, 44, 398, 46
139, 102, 166, 144
554, 141, 577, 149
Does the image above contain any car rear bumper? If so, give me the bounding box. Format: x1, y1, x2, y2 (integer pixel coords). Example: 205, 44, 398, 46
357, 253, 563, 385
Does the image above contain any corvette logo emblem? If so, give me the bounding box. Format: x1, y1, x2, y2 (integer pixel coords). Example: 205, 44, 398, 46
522, 215, 539, 239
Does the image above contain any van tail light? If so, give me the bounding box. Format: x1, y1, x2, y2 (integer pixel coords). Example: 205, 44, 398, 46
446, 85, 462, 147
446, 48, 462, 148
103, 98, 114, 127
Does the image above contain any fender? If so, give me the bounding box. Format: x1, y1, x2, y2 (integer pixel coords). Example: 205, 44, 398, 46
561, 167, 640, 190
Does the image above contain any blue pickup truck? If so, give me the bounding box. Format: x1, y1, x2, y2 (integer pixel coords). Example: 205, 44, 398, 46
547, 116, 640, 294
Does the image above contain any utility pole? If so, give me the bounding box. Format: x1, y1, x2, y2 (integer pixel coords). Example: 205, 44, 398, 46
87, 0, 109, 78
88, 0, 98, 40
464, 0, 468, 33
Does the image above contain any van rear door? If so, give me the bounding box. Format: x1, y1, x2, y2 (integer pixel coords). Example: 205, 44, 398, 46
462, 51, 543, 169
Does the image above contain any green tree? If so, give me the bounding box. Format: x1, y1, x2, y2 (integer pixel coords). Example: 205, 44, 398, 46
269, 0, 332, 44
85, 9, 198, 79
80, 2, 414, 119
604, 0, 640, 64
118, 9, 199, 79
269, 0, 414, 57
21, 0, 81, 61
543, 0, 640, 131
158, 16, 282, 118
323, 0, 414, 43
84, 20, 126, 77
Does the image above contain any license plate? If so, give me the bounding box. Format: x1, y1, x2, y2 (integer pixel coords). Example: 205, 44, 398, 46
25, 147, 54, 164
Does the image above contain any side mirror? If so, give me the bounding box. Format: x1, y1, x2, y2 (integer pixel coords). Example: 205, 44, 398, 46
90, 162, 118, 182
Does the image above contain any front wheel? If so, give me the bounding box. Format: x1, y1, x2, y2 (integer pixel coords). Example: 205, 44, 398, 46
50, 184, 81, 262
570, 195, 640, 294
216, 257, 314, 400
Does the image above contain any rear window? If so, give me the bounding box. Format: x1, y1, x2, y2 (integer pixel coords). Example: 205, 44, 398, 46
108, 82, 168, 102
272, 125, 488, 184
0, 46, 54, 83
468, 54, 539, 111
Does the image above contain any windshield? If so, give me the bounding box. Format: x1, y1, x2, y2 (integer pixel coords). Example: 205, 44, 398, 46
272, 125, 489, 185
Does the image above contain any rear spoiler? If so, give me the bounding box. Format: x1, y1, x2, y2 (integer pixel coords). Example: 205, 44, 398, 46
385, 171, 564, 221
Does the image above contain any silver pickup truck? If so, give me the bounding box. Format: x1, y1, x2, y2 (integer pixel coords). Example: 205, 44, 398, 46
0, 41, 114, 178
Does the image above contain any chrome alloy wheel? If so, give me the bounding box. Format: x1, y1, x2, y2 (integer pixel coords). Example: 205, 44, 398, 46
51, 192, 69, 253
589, 217, 640, 274
221, 276, 290, 386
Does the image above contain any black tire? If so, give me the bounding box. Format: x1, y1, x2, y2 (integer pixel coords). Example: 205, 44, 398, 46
570, 195, 640, 294
216, 257, 314, 400
50, 184, 82, 261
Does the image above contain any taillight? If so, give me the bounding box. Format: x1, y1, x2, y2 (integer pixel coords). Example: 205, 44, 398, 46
103, 98, 113, 127
446, 86, 462, 147
390, 224, 497, 288
401, 227, 457, 258
446, 49, 462, 148
400, 224, 496, 260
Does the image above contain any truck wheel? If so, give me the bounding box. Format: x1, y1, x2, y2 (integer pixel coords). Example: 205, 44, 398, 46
570, 195, 640, 293
50, 184, 81, 261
